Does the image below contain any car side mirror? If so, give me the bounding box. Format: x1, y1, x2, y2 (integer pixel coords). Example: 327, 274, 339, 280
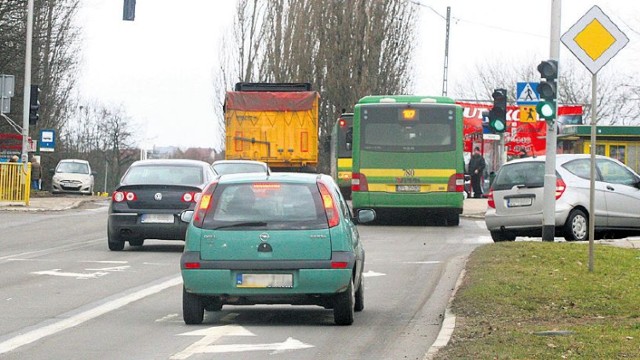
180, 210, 194, 223
355, 209, 375, 224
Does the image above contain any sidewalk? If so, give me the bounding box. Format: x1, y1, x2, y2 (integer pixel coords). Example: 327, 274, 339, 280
0, 193, 107, 212
461, 197, 488, 219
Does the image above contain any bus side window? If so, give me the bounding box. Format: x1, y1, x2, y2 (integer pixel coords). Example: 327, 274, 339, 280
345, 127, 353, 150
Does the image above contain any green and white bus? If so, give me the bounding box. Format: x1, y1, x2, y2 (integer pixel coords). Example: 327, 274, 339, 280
330, 113, 353, 199
350, 95, 465, 225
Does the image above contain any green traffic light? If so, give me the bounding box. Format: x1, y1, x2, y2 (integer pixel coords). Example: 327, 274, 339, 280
490, 118, 506, 133
536, 101, 556, 120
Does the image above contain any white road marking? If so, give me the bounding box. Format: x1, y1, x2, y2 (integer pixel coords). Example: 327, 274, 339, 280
155, 314, 180, 322
172, 325, 256, 360
200, 337, 314, 355
0, 275, 182, 355
85, 266, 130, 272
363, 270, 386, 277
475, 220, 487, 229
80, 260, 128, 264
32, 269, 109, 280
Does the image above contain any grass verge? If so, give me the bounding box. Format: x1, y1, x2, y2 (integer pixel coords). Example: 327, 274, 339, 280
433, 242, 640, 359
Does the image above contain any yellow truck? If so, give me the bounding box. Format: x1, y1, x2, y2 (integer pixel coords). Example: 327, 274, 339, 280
224, 83, 319, 172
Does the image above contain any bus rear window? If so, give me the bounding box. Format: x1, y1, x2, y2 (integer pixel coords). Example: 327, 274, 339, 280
360, 104, 456, 152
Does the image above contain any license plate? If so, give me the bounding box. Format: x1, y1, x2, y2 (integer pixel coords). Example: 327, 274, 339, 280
397, 185, 420, 192
140, 214, 175, 224
507, 197, 533, 207
236, 273, 293, 288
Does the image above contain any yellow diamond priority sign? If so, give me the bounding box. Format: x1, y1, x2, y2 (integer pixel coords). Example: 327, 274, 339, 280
561, 6, 629, 75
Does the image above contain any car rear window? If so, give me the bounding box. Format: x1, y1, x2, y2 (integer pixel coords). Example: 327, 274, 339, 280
212, 163, 266, 175
492, 162, 546, 190
201, 182, 328, 230
122, 165, 203, 186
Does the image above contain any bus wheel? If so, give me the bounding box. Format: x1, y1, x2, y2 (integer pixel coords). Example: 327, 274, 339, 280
445, 214, 459, 226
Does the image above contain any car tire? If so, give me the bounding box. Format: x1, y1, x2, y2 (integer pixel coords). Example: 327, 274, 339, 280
107, 227, 125, 251
354, 276, 364, 312
563, 209, 588, 241
490, 230, 515, 242
183, 287, 205, 325
334, 279, 355, 325
129, 239, 144, 247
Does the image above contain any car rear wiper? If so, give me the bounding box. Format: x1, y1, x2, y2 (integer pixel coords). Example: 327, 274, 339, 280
214, 221, 268, 229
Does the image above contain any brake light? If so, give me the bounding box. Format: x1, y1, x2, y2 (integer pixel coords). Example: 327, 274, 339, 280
192, 181, 217, 228
181, 192, 199, 203
556, 177, 566, 199
339, 118, 346, 127
487, 189, 495, 209
112, 191, 137, 202
184, 262, 201, 269
351, 172, 368, 192
331, 261, 348, 269
448, 173, 465, 192
318, 181, 340, 228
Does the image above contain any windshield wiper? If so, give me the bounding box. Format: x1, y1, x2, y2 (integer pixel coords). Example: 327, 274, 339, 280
214, 221, 268, 230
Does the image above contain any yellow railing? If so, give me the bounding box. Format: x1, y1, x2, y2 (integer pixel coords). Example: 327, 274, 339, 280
0, 162, 31, 206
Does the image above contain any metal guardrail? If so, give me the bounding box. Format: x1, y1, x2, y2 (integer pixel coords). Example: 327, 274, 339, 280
0, 162, 31, 206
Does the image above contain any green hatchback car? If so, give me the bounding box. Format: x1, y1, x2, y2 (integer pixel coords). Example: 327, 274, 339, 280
179, 172, 375, 325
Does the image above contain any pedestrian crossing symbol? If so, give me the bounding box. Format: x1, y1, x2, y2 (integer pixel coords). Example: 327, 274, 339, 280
519, 105, 537, 123
516, 82, 540, 105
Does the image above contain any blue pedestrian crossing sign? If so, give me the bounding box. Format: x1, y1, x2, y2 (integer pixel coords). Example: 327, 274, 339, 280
516, 82, 540, 105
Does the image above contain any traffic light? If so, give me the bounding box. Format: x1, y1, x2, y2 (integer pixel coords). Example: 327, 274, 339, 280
488, 88, 507, 133
29, 85, 40, 125
536, 60, 558, 121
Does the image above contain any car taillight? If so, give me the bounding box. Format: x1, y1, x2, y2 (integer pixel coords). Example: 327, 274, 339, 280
487, 189, 495, 209
351, 172, 368, 192
556, 177, 566, 199
318, 181, 340, 228
448, 173, 465, 192
112, 191, 137, 202
181, 192, 199, 203
192, 182, 217, 228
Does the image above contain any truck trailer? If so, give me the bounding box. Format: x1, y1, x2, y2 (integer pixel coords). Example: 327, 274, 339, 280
224, 82, 319, 172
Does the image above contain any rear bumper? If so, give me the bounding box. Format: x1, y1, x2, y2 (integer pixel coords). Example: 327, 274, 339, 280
352, 191, 463, 213
485, 207, 571, 231
181, 251, 355, 297
108, 212, 188, 240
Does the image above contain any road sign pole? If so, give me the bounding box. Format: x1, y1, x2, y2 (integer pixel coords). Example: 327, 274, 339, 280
588, 74, 597, 272
541, 0, 561, 242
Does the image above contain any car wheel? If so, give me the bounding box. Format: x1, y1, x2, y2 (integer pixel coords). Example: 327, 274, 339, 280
183, 287, 205, 325
490, 230, 515, 242
107, 227, 125, 251
563, 209, 588, 241
354, 276, 364, 312
334, 279, 355, 325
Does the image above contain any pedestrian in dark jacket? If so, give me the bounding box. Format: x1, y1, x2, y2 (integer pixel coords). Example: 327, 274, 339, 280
30, 157, 42, 190
468, 147, 486, 198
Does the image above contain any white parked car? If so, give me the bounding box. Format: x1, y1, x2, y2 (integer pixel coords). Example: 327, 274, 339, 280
51, 159, 95, 195
485, 154, 640, 242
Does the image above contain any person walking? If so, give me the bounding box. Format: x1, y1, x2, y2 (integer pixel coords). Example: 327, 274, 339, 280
30, 157, 42, 190
468, 147, 486, 198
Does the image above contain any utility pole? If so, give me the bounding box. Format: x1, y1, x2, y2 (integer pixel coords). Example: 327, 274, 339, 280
441, 7, 451, 96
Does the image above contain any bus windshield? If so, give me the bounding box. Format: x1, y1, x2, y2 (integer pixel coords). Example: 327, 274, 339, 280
360, 104, 456, 152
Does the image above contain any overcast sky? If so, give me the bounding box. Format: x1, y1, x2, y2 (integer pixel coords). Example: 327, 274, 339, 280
76, 0, 639, 150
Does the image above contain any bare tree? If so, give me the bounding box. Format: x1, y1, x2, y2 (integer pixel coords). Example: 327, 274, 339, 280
214, 0, 419, 172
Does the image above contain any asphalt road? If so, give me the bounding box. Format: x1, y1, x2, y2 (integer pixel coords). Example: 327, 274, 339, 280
0, 204, 489, 359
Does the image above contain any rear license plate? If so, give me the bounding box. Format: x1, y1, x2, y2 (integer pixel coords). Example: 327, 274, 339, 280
140, 214, 175, 224
236, 274, 293, 288
396, 185, 420, 192
507, 197, 533, 207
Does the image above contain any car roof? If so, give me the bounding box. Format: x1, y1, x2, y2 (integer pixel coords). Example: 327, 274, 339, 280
505, 154, 610, 166
130, 159, 210, 167
212, 160, 268, 166
216, 172, 325, 185
58, 159, 89, 163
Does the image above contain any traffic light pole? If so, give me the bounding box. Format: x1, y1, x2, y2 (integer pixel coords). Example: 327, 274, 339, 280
21, 0, 35, 165
541, 0, 562, 241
